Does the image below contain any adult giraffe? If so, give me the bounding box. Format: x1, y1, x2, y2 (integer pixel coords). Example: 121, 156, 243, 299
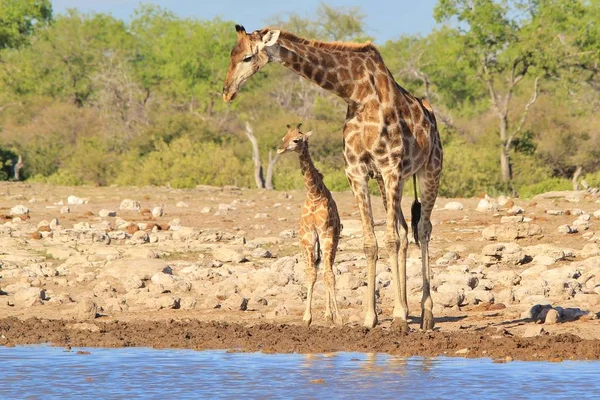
222, 25, 443, 331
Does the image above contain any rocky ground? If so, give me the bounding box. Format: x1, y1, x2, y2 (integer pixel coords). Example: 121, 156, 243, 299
1, 182, 600, 360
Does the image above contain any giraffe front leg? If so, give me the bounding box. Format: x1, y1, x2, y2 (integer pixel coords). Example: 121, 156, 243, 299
347, 168, 378, 329
300, 238, 317, 327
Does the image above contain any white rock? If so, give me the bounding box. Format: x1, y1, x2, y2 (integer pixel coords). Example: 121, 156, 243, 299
558, 225, 577, 234
581, 244, 600, 258
67, 195, 86, 205
221, 293, 249, 311
476, 196, 498, 212
444, 201, 464, 211
49, 218, 60, 230
507, 205, 524, 215
176, 202, 189, 208
120, 199, 141, 211
14, 287, 44, 307
497, 195, 510, 206
152, 206, 164, 218
100, 259, 172, 282
10, 205, 29, 215
523, 325, 545, 337
131, 230, 149, 244
252, 248, 272, 258
254, 213, 270, 219
500, 216, 524, 223
544, 309, 561, 324
593, 210, 600, 219
99, 209, 117, 218
75, 299, 98, 319
60, 206, 70, 214
218, 204, 233, 211
213, 247, 247, 263
37, 220, 50, 229
546, 209, 564, 216
200, 207, 212, 214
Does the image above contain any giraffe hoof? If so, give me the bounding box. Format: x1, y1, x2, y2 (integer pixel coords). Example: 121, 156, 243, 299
334, 316, 344, 327
363, 313, 377, 329
391, 318, 409, 334
303, 315, 312, 327
420, 310, 435, 331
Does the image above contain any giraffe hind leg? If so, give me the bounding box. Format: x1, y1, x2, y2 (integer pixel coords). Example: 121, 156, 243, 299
416, 166, 440, 331
301, 233, 318, 327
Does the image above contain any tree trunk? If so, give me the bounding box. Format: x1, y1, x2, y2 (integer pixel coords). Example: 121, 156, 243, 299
13, 155, 23, 181
572, 166, 583, 191
265, 150, 279, 190
498, 115, 512, 184
244, 122, 265, 189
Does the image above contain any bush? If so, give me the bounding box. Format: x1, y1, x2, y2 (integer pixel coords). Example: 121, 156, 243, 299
116, 136, 251, 188
516, 178, 572, 199
0, 146, 18, 180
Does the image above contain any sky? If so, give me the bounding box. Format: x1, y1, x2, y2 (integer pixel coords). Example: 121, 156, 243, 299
51, 0, 439, 43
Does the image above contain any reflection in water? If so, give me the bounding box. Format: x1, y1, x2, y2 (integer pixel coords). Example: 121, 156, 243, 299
0, 346, 599, 399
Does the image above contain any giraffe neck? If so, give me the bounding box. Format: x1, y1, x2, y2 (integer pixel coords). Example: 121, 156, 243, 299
298, 145, 325, 198
265, 32, 385, 105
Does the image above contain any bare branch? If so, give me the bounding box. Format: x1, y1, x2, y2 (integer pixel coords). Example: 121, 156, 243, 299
482, 60, 504, 118
244, 121, 265, 189
265, 150, 279, 190
506, 76, 540, 151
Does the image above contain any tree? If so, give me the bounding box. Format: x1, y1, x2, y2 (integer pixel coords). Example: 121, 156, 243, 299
0, 0, 52, 51
434, 0, 600, 192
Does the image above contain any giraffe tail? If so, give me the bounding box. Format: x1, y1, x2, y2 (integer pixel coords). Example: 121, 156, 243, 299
313, 231, 322, 267
411, 174, 421, 248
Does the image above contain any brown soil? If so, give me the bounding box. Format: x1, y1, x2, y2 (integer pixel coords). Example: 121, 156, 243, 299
1, 316, 599, 361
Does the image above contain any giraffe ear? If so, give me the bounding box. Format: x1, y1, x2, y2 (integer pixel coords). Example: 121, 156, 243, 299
304, 130, 313, 138
235, 24, 247, 38
259, 30, 280, 50
286, 124, 292, 131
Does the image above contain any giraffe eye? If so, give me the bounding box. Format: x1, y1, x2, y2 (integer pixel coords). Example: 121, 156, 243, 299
242, 55, 253, 62
293, 138, 301, 143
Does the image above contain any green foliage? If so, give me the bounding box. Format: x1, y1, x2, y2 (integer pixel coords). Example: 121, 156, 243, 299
438, 138, 502, 197
517, 178, 572, 199
116, 137, 250, 188
0, 145, 17, 180
0, 1, 598, 199
0, 0, 52, 50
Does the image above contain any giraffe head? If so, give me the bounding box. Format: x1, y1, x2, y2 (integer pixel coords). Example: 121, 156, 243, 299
277, 123, 313, 154
222, 25, 280, 102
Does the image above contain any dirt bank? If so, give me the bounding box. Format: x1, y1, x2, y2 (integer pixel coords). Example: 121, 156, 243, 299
1, 316, 599, 361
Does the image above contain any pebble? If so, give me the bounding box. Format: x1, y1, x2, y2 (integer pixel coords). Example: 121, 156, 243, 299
10, 205, 29, 215
67, 195, 86, 205
120, 199, 141, 211
444, 201, 464, 211
99, 209, 117, 218
152, 206, 164, 218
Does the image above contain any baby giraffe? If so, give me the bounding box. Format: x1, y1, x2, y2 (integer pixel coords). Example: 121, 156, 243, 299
277, 123, 342, 327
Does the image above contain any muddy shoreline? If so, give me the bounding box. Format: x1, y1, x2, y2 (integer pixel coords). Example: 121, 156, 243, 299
1, 317, 599, 362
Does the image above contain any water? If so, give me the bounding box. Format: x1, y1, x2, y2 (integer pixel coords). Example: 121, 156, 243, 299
0, 346, 598, 399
